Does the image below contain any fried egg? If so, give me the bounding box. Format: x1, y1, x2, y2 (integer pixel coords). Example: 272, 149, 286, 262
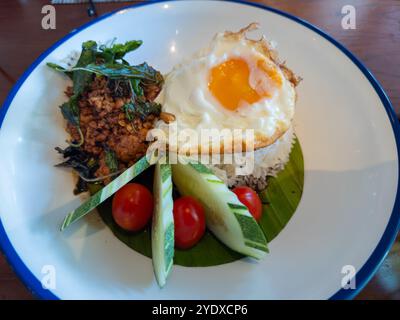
156, 23, 300, 154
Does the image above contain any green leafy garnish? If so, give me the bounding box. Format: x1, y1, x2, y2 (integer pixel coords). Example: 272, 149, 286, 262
105, 148, 118, 173
122, 103, 135, 122
71, 62, 163, 86
99, 40, 143, 63
129, 78, 144, 97
59, 95, 79, 127
122, 98, 161, 121
48, 41, 98, 140
73, 40, 98, 96
46, 63, 72, 79
55, 146, 99, 194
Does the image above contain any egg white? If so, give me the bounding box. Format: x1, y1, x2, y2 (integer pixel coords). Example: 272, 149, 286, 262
155, 26, 297, 153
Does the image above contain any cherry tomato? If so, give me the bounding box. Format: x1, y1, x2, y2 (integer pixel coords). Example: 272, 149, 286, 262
173, 196, 206, 249
112, 183, 154, 232
232, 186, 262, 221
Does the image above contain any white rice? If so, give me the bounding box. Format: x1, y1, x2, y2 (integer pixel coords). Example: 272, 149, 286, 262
209, 126, 295, 191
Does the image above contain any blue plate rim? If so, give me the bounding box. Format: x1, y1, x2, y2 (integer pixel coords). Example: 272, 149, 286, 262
0, 0, 399, 300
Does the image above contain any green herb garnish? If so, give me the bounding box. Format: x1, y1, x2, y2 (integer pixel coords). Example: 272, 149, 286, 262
55, 146, 99, 194
70, 62, 163, 86
122, 98, 161, 121
47, 62, 73, 79
105, 148, 118, 173
99, 40, 143, 63
72, 40, 98, 96
59, 95, 79, 127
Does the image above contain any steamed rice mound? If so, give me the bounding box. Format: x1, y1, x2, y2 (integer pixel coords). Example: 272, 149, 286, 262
210, 125, 295, 191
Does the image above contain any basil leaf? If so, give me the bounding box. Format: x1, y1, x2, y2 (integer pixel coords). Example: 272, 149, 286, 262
107, 79, 131, 98
46, 62, 73, 79
122, 102, 135, 122
121, 58, 130, 66
137, 99, 162, 119
60, 95, 79, 127
130, 78, 144, 97
71, 62, 163, 85
55, 146, 98, 177
122, 98, 161, 121
99, 40, 142, 63
73, 40, 98, 96
105, 148, 118, 173
55, 146, 99, 194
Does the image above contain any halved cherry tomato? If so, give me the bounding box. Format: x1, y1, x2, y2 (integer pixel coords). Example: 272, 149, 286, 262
112, 183, 154, 232
173, 196, 206, 249
232, 186, 262, 221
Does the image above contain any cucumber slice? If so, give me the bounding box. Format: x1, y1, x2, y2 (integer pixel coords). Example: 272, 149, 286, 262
151, 162, 174, 287
172, 162, 268, 259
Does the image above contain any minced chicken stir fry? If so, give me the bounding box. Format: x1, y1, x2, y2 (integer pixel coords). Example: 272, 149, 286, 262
49, 40, 165, 194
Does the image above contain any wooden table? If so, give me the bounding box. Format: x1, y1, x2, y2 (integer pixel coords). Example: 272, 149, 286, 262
0, 0, 399, 300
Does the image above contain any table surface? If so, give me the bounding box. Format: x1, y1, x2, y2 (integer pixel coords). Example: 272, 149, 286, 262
0, 0, 399, 300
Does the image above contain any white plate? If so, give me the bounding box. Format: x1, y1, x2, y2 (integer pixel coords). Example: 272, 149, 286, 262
0, 0, 399, 300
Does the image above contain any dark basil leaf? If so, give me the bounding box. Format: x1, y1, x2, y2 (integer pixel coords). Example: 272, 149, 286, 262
122, 102, 134, 122
72, 62, 163, 86
87, 182, 103, 195
55, 146, 98, 178
105, 148, 118, 173
60, 95, 79, 127
74, 177, 89, 195
55, 146, 99, 195
137, 100, 162, 119
55, 145, 85, 159
107, 79, 131, 98
73, 40, 97, 96
121, 58, 130, 66
137, 62, 164, 87
46, 62, 73, 79
122, 98, 161, 121
130, 78, 144, 97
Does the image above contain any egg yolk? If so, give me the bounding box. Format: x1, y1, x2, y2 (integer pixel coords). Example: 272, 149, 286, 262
208, 58, 282, 111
